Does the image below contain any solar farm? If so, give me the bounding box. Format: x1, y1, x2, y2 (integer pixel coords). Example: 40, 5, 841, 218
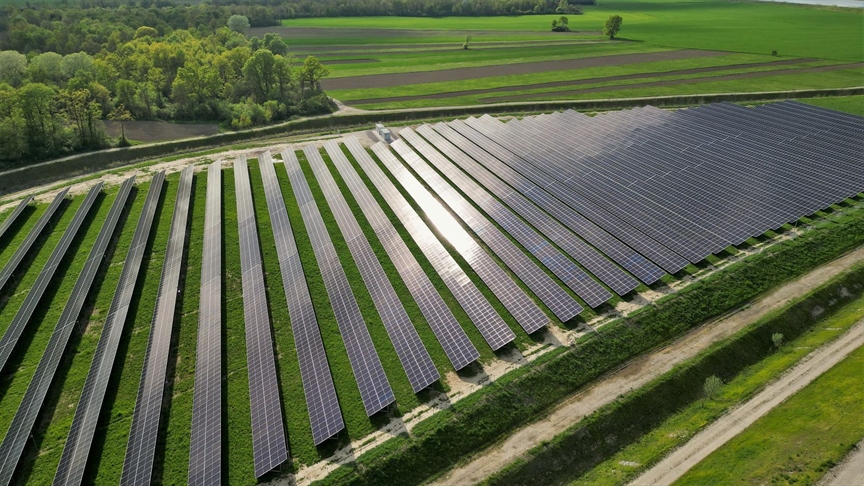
0, 100, 862, 485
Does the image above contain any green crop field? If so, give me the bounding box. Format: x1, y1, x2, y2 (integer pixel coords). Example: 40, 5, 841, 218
269, 1, 864, 109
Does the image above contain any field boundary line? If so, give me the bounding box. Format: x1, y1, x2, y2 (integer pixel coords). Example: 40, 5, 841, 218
631, 319, 864, 485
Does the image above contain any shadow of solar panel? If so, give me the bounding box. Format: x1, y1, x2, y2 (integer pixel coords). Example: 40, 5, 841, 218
282, 148, 395, 417
395, 130, 582, 323
303, 146, 440, 392
0, 179, 132, 486
234, 156, 289, 478
0, 196, 33, 246
189, 162, 223, 485
54, 171, 165, 486
342, 138, 513, 351
0, 188, 69, 294
324, 141, 479, 371
258, 153, 344, 445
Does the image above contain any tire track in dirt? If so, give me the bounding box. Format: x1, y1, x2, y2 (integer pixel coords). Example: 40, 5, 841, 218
346, 57, 817, 105
322, 49, 726, 90
432, 245, 864, 486
483, 62, 864, 103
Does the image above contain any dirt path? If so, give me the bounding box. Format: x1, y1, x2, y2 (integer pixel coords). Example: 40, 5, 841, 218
347, 58, 817, 105
632, 320, 864, 485
483, 62, 864, 103
432, 245, 864, 486
322, 50, 725, 90
816, 439, 864, 486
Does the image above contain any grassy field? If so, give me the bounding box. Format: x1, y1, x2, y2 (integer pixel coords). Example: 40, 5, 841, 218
676, 344, 864, 486
802, 94, 864, 115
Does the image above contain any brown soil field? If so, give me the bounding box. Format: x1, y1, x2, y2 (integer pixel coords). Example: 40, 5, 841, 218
347, 57, 818, 104
322, 49, 726, 90
482, 62, 864, 102
323, 58, 380, 65
104, 120, 219, 143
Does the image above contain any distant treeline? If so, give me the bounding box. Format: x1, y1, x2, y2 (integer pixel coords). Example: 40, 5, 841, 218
1, 0, 595, 54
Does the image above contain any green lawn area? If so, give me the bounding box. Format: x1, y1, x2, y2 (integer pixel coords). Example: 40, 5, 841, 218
676, 343, 864, 486
802, 94, 864, 116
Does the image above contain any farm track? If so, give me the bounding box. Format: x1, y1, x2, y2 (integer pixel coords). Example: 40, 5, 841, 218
307, 40, 605, 57
250, 26, 599, 41
431, 245, 864, 486
321, 49, 725, 90
484, 62, 864, 102
346, 57, 819, 104
632, 319, 864, 485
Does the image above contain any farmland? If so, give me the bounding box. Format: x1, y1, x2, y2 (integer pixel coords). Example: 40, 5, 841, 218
260, 1, 864, 109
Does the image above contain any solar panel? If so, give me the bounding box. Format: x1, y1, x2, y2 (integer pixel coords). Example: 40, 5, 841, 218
121, 166, 195, 486
0, 183, 102, 374
0, 188, 69, 294
418, 124, 612, 308
189, 162, 223, 484
0, 196, 33, 248
234, 156, 289, 478
342, 138, 514, 351
302, 146, 440, 392
323, 140, 479, 371
394, 131, 583, 322
376, 141, 550, 334
0, 177, 133, 486
281, 148, 395, 416
257, 153, 344, 445
54, 171, 165, 486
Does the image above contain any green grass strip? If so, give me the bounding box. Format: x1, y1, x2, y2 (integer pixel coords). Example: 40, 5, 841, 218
801, 95, 864, 116
485, 264, 864, 486
676, 345, 864, 485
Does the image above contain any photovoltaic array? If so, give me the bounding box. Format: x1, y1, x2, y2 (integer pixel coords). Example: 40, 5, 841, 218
0, 101, 860, 484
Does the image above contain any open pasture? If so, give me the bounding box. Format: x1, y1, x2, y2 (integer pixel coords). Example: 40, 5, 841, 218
268, 0, 863, 108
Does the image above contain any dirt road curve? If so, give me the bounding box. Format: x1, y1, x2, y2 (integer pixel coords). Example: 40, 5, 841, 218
432, 245, 864, 486
632, 320, 864, 485
817, 439, 864, 486
323, 50, 725, 90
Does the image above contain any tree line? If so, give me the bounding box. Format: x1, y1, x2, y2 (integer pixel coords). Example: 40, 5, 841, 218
0, 23, 332, 167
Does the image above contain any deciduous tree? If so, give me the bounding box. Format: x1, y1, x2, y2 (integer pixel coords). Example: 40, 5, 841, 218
604, 15, 623, 39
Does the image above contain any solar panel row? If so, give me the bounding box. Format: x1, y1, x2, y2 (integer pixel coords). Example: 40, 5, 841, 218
323, 141, 479, 370
121, 166, 194, 486
189, 162, 223, 485
415, 124, 612, 308
376, 141, 550, 335
234, 156, 289, 478
54, 171, 166, 486
343, 139, 514, 351
282, 148, 395, 417
395, 129, 583, 322
258, 152, 344, 446
0, 188, 69, 294
0, 183, 102, 374
0, 179, 132, 486
303, 146, 440, 392
0, 196, 33, 247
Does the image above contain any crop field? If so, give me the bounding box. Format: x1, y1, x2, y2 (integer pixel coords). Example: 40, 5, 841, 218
0, 99, 862, 486
264, 0, 863, 109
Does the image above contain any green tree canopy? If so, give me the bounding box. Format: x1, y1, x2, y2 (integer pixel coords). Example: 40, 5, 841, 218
603, 15, 623, 39
0, 51, 27, 87
228, 15, 251, 34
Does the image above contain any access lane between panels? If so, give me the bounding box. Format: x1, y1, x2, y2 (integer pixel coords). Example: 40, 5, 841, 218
0, 178, 132, 486
54, 172, 165, 486
376, 141, 549, 335
343, 138, 515, 351
323, 140, 480, 370
189, 162, 223, 485
303, 146, 440, 393
396, 129, 583, 322
0, 196, 33, 247
258, 152, 345, 446
282, 148, 395, 417
234, 156, 290, 478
